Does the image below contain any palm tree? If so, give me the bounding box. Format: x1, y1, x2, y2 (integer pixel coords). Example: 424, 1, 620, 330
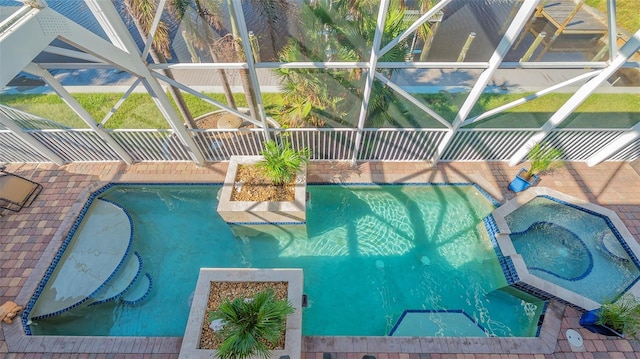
172, 0, 269, 122
275, 0, 411, 128
209, 289, 294, 359
170, 0, 237, 109
249, 0, 291, 61
123, 0, 198, 129
416, 0, 441, 61
225, 0, 261, 121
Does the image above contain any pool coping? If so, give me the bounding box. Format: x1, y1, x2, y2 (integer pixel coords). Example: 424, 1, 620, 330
5, 180, 564, 354
490, 187, 640, 310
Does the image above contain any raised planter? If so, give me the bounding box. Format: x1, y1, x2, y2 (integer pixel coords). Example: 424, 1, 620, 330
217, 156, 307, 224
179, 268, 303, 359
508, 168, 539, 193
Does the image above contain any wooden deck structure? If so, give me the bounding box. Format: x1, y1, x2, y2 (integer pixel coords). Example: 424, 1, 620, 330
536, 0, 607, 35
516, 0, 609, 61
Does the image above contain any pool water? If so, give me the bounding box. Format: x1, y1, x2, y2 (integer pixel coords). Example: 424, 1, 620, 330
30, 184, 544, 337
505, 197, 640, 303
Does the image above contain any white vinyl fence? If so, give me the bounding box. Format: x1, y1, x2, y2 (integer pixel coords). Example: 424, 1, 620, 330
1, 105, 639, 164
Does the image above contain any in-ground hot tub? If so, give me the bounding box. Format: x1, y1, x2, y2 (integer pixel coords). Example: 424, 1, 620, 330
486, 188, 640, 310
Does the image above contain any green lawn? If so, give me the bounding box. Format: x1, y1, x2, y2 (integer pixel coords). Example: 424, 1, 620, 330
469, 93, 640, 128
0, 93, 285, 129
1, 92, 638, 129
585, 0, 640, 33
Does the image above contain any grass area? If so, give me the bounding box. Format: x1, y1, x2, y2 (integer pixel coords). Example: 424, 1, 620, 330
585, 0, 640, 33
469, 93, 640, 128
405, 92, 640, 129
473, 93, 640, 113
1, 92, 638, 129
0, 93, 285, 129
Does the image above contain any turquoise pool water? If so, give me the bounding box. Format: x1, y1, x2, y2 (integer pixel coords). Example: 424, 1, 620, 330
29, 184, 544, 337
505, 196, 640, 303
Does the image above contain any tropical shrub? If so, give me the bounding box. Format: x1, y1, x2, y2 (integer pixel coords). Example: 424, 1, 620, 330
257, 140, 310, 186
209, 289, 295, 359
597, 294, 640, 338
524, 142, 563, 179
274, 0, 411, 128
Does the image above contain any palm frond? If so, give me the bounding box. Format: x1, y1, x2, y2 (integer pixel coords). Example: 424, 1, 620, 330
210, 289, 295, 359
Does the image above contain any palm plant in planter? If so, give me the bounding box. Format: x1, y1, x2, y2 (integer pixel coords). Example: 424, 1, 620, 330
508, 143, 563, 192
217, 140, 310, 223
209, 289, 295, 359
257, 140, 311, 186
580, 294, 640, 338
231, 140, 310, 202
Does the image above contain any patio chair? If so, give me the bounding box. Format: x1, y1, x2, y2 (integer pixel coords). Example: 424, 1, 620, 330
0, 166, 43, 212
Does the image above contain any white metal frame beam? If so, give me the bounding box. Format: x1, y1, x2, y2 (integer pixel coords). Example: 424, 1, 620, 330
43, 45, 104, 63
432, 0, 541, 164
509, 29, 640, 166
378, 0, 452, 58
50, 9, 147, 76
140, 0, 168, 60
84, 0, 205, 165
461, 70, 602, 126
374, 72, 452, 129
351, 0, 391, 164
607, 0, 618, 61
151, 70, 263, 127
40, 61, 640, 70
0, 6, 53, 88
23, 62, 134, 164
100, 79, 142, 126
230, 0, 270, 138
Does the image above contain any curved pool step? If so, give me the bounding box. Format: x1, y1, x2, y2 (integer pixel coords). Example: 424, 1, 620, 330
89, 252, 143, 306
122, 273, 153, 306
601, 233, 631, 262
29, 198, 133, 320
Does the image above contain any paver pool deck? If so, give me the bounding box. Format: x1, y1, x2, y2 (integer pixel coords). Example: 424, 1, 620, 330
1, 160, 640, 358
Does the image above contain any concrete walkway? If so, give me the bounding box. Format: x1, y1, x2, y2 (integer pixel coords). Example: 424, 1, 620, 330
1, 160, 640, 358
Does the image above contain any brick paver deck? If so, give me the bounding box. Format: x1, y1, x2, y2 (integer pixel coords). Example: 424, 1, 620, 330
2, 161, 640, 358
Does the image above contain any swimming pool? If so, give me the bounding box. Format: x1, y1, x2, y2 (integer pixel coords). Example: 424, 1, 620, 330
26, 184, 544, 337
503, 195, 640, 304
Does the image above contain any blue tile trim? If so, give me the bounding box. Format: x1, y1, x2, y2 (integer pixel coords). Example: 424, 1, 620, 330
122, 273, 153, 307
310, 182, 501, 207
227, 221, 306, 226
539, 195, 640, 269
482, 216, 523, 285
102, 182, 224, 187
88, 251, 144, 307
537, 195, 640, 298
24, 195, 135, 325
22, 183, 110, 333
388, 309, 490, 337
483, 215, 504, 258
535, 301, 550, 337
510, 221, 594, 282
21, 183, 224, 333
499, 256, 521, 285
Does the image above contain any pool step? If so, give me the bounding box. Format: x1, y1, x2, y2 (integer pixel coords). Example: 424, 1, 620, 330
89, 252, 143, 306
121, 273, 153, 306
389, 309, 487, 336
28, 199, 133, 320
